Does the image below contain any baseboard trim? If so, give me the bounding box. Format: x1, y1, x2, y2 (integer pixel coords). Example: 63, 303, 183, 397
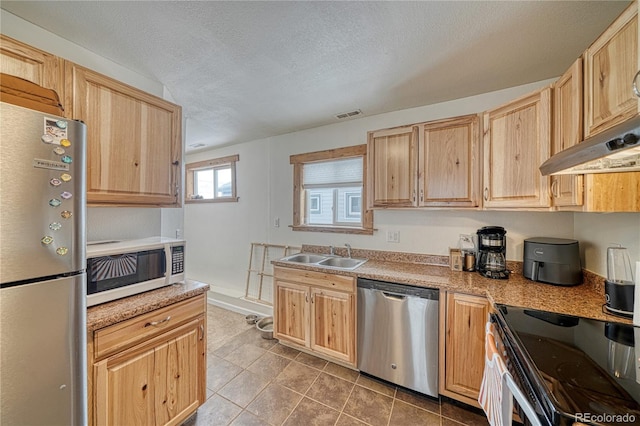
207, 291, 273, 317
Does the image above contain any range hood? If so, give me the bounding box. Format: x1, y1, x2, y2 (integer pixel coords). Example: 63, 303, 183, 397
540, 115, 640, 175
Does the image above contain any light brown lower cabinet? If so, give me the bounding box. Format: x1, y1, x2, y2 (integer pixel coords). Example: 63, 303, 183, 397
88, 295, 207, 426
274, 266, 356, 367
439, 291, 490, 407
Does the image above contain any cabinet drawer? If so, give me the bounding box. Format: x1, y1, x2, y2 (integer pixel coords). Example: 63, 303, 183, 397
93, 296, 204, 360
275, 267, 355, 293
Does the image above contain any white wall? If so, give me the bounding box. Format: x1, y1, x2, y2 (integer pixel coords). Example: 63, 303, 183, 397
1, 10, 184, 242
187, 78, 633, 297
574, 213, 640, 276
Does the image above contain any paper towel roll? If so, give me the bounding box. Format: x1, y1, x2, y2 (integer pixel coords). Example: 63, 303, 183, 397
634, 261, 640, 326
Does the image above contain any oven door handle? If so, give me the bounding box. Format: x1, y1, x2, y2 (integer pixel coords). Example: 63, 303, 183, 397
503, 373, 543, 426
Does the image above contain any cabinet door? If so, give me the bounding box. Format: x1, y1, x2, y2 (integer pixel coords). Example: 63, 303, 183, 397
584, 1, 638, 138
65, 62, 182, 206
584, 172, 640, 211
552, 59, 584, 208
154, 321, 202, 426
420, 114, 480, 207
274, 281, 309, 347
441, 292, 489, 406
367, 125, 418, 207
94, 319, 204, 426
310, 288, 355, 365
0, 35, 64, 101
96, 347, 157, 426
483, 87, 552, 208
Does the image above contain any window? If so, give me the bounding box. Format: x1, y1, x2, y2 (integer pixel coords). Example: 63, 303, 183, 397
185, 154, 239, 203
290, 145, 373, 234
309, 193, 322, 214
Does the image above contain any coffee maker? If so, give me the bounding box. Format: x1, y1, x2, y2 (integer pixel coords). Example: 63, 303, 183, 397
477, 226, 508, 279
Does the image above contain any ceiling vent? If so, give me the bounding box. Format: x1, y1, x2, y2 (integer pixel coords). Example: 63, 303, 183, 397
335, 109, 362, 120
188, 143, 206, 148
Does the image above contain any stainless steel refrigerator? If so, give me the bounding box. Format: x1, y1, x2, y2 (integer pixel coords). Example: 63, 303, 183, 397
1, 101, 87, 425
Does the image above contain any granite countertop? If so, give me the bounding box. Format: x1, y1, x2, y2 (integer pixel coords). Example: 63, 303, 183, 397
87, 279, 210, 332
273, 245, 631, 325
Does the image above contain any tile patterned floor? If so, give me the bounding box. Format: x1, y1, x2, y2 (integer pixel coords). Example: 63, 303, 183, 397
184, 304, 490, 426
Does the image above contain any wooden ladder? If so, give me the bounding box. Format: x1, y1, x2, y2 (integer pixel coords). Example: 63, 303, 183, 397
245, 242, 299, 305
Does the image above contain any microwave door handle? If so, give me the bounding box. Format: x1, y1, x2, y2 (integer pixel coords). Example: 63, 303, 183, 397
165, 245, 171, 275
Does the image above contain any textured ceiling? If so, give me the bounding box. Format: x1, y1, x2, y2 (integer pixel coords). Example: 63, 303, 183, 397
0, 1, 631, 151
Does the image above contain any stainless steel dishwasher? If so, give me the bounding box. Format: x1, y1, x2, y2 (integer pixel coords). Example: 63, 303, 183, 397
357, 278, 439, 397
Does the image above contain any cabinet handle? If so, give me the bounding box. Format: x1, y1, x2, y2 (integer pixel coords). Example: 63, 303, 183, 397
550, 180, 559, 199
199, 324, 204, 340
633, 70, 640, 98
311, 293, 315, 303
412, 190, 416, 202
305, 294, 309, 303
483, 187, 489, 201
145, 316, 171, 327
420, 189, 424, 202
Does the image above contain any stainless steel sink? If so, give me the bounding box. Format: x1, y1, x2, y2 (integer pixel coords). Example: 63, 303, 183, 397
279, 253, 367, 270
317, 257, 367, 270
280, 253, 328, 264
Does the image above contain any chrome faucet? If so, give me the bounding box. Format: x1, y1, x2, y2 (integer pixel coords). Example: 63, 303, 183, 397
345, 243, 352, 258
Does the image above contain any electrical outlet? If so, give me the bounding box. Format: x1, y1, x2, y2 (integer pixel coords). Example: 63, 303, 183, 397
386, 230, 400, 243
274, 217, 280, 228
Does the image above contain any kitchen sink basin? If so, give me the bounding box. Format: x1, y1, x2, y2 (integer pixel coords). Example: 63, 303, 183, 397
317, 257, 367, 269
279, 253, 367, 270
280, 253, 328, 264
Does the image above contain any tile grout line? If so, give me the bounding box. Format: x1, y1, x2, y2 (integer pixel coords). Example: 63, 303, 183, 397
386, 386, 398, 426
278, 363, 324, 426
206, 309, 485, 426
332, 370, 357, 426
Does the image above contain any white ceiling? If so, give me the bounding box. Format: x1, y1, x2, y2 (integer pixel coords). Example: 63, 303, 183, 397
1, 1, 631, 152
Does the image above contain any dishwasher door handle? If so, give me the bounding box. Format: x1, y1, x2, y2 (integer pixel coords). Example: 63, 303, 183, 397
381, 291, 406, 300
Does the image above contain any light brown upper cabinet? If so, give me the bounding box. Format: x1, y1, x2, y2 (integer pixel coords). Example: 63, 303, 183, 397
552, 58, 584, 209
554, 53, 639, 212
584, 0, 639, 138
65, 63, 182, 207
482, 87, 552, 209
582, 1, 640, 212
367, 114, 481, 208
0, 35, 64, 106
367, 124, 418, 207
420, 115, 481, 207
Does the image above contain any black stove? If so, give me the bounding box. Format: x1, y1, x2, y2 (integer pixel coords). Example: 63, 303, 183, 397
493, 305, 640, 426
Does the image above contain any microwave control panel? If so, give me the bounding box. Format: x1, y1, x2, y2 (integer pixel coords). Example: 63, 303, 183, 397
171, 245, 184, 274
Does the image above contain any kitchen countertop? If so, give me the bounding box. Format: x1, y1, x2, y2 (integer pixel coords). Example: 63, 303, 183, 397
273, 246, 631, 325
86, 279, 210, 332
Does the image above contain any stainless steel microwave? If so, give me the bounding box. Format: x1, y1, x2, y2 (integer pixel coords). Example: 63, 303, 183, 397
86, 237, 185, 307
